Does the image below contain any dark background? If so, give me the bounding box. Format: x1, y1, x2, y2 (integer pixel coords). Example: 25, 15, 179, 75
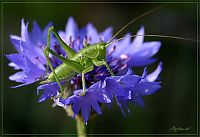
1, 1, 198, 135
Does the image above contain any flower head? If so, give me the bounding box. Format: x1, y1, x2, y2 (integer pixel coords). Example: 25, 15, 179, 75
108, 26, 161, 67
8, 17, 162, 123
114, 62, 162, 115
64, 81, 111, 123
48, 63, 161, 123
7, 19, 54, 87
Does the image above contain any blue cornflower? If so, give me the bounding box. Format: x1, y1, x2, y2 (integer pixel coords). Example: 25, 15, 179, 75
51, 63, 162, 122
64, 81, 111, 124
7, 19, 55, 87
108, 26, 161, 67
114, 62, 162, 115
37, 81, 65, 103
8, 17, 162, 123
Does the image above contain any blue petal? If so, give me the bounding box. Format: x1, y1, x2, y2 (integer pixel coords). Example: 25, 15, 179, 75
146, 62, 162, 82
89, 81, 110, 103
29, 21, 42, 44
7, 54, 25, 70
91, 100, 102, 114
110, 33, 131, 57
10, 35, 28, 51
103, 77, 127, 99
120, 26, 144, 55
142, 67, 147, 79
29, 21, 54, 49
43, 22, 53, 40
42, 22, 55, 47
126, 68, 134, 75
132, 41, 161, 58
64, 82, 109, 123
116, 97, 130, 116
37, 82, 64, 102
127, 57, 156, 67
8, 56, 44, 87
8, 51, 45, 87
10, 33, 46, 68
81, 101, 91, 123
38, 90, 57, 102
116, 98, 126, 116
133, 95, 145, 108
86, 23, 99, 44
71, 96, 81, 115
11, 83, 36, 88
61, 17, 79, 44
23, 55, 45, 76
100, 27, 113, 42
21, 19, 30, 42
10, 35, 22, 52
37, 82, 60, 94
130, 26, 144, 52
53, 97, 67, 108
134, 82, 161, 96
9, 71, 25, 83
8, 62, 21, 70
108, 26, 161, 68
119, 75, 141, 88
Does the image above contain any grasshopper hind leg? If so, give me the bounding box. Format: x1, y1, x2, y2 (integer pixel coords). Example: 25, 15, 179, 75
44, 46, 91, 96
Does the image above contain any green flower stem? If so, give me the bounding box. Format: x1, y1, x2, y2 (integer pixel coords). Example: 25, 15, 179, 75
65, 106, 86, 137
76, 116, 86, 137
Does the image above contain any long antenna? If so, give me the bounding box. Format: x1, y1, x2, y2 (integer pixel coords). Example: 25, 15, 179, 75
107, 5, 165, 43
106, 34, 197, 47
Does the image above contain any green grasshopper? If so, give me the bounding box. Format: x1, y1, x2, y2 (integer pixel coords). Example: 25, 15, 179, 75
40, 6, 163, 97
40, 5, 195, 97
42, 26, 113, 96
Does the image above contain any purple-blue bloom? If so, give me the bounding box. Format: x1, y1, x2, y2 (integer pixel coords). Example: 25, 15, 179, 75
114, 62, 162, 115
7, 19, 55, 87
37, 81, 65, 102
108, 26, 161, 67
64, 81, 111, 124
8, 17, 162, 123
51, 63, 161, 122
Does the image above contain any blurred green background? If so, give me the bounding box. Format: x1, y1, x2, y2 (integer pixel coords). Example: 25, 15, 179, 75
1, 1, 198, 135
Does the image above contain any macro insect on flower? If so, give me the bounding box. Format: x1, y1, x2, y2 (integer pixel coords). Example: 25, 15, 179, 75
7, 16, 162, 124
7, 7, 163, 132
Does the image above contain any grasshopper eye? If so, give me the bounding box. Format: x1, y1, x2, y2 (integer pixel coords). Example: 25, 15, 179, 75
78, 54, 83, 59
99, 43, 106, 50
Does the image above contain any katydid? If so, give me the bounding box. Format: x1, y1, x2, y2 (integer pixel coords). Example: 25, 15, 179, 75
41, 26, 114, 96
40, 5, 164, 97
40, 5, 196, 97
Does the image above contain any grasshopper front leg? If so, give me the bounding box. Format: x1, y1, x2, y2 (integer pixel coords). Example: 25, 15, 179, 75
45, 26, 77, 74
92, 59, 114, 76
47, 26, 76, 59
44, 26, 80, 96
80, 66, 94, 96
44, 48, 64, 94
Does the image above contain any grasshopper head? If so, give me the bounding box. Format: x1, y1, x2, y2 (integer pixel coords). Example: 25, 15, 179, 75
97, 42, 107, 49
96, 42, 107, 59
